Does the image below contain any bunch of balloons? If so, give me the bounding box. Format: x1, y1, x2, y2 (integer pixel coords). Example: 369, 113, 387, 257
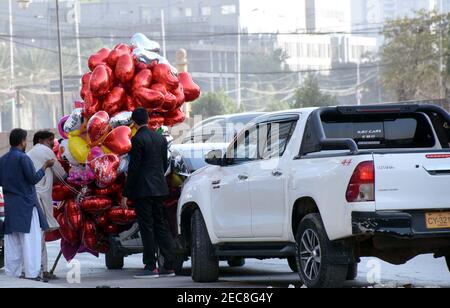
48, 33, 201, 254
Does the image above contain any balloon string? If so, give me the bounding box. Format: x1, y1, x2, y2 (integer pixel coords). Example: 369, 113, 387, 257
54, 171, 83, 195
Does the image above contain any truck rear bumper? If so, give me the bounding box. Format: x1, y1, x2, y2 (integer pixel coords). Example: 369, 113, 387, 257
352, 211, 450, 239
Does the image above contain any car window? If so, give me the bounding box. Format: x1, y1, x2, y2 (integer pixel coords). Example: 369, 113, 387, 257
227, 125, 260, 163
261, 121, 297, 159
189, 118, 226, 144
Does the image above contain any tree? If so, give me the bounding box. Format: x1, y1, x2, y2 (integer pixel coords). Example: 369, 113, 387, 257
190, 90, 241, 118
380, 10, 450, 101
293, 75, 338, 108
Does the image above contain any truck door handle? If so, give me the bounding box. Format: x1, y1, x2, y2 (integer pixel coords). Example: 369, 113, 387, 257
272, 170, 283, 177
212, 180, 221, 185
238, 174, 249, 181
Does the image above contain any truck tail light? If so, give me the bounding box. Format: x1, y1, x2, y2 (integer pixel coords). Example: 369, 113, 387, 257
346, 161, 375, 203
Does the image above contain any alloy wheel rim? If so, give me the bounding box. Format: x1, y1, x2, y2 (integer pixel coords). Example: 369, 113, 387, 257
300, 229, 322, 281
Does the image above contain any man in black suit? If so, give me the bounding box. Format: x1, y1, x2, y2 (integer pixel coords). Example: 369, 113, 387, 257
122, 108, 175, 279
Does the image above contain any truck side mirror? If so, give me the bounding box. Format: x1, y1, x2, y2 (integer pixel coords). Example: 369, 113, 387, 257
205, 150, 225, 166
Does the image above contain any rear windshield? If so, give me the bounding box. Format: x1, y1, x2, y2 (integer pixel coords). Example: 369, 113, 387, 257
321, 113, 436, 149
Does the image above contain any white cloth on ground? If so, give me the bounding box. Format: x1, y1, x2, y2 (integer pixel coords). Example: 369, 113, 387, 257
4, 207, 42, 279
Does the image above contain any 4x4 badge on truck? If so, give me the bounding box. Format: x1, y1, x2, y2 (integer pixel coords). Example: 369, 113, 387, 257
341, 159, 352, 166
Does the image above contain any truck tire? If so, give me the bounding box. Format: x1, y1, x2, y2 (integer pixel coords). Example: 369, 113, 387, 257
227, 257, 245, 268
287, 257, 298, 272
296, 214, 348, 288
346, 263, 358, 281
191, 210, 219, 282
105, 251, 124, 270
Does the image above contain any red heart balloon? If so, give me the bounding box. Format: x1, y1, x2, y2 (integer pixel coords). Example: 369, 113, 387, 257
90, 64, 114, 97
103, 126, 132, 155
80, 72, 92, 100
107, 207, 137, 225
136, 62, 148, 72
115, 54, 135, 84
135, 88, 164, 110
164, 108, 186, 127
88, 48, 110, 71
57, 213, 80, 246
89, 154, 120, 188
132, 69, 153, 92
151, 83, 168, 95
148, 114, 165, 131
160, 93, 177, 112
178, 72, 201, 102
103, 86, 125, 116
65, 199, 83, 231
152, 63, 179, 90
82, 219, 97, 250
83, 89, 102, 119
87, 111, 110, 145
80, 196, 113, 214
107, 43, 131, 68
124, 95, 139, 111
52, 183, 76, 202
171, 84, 186, 108
45, 229, 62, 243
95, 180, 123, 196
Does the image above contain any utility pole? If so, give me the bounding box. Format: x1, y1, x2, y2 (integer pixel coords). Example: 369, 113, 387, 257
56, 0, 66, 116
356, 59, 361, 106
73, 0, 82, 77
8, 0, 15, 129
236, 14, 242, 110
161, 9, 167, 58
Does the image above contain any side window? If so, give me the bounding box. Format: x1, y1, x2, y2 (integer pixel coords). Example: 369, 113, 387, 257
261, 121, 297, 159
192, 118, 226, 143
226, 125, 260, 163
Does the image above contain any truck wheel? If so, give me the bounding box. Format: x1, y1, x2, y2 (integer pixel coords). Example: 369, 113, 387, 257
227, 257, 245, 268
105, 251, 124, 270
296, 214, 348, 288
191, 210, 219, 282
346, 263, 358, 280
287, 257, 298, 272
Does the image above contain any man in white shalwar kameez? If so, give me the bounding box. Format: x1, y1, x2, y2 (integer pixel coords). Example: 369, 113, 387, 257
28, 131, 67, 280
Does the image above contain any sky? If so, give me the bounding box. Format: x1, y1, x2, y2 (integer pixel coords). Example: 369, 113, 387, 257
240, 0, 306, 33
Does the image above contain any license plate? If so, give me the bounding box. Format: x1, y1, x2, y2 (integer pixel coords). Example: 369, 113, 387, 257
425, 212, 450, 229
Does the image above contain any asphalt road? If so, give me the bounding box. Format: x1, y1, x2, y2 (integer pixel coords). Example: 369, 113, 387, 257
32, 242, 450, 288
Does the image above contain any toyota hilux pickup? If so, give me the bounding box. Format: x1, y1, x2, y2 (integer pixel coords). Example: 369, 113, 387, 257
177, 103, 450, 288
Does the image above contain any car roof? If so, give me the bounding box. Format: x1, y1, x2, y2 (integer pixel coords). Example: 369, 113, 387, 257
204, 112, 266, 122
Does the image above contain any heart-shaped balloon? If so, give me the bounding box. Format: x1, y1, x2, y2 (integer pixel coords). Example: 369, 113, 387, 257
88, 48, 110, 71
109, 111, 133, 128
68, 136, 90, 164
171, 84, 186, 108
148, 114, 165, 131
57, 116, 70, 140
82, 219, 98, 250
80, 72, 92, 100
87, 111, 110, 145
107, 43, 131, 68
151, 83, 168, 95
57, 213, 80, 246
123, 95, 138, 111
80, 196, 113, 214
152, 63, 179, 91
83, 89, 102, 119
87, 146, 104, 163
103, 86, 125, 116
136, 62, 149, 72
89, 154, 120, 188
95, 180, 122, 196
103, 126, 132, 156
135, 88, 164, 110
45, 229, 62, 243
164, 108, 186, 127
131, 33, 161, 53
65, 199, 83, 231
63, 108, 83, 133
132, 69, 152, 92
160, 93, 177, 112
115, 54, 135, 84
52, 183, 76, 202
178, 72, 201, 102
90, 64, 114, 97
107, 207, 137, 225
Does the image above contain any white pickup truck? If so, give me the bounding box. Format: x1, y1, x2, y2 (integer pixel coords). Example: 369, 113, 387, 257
177, 104, 450, 288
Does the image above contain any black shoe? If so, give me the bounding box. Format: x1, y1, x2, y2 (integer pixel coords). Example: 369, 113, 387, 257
27, 277, 49, 283
159, 268, 176, 277
134, 269, 159, 279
